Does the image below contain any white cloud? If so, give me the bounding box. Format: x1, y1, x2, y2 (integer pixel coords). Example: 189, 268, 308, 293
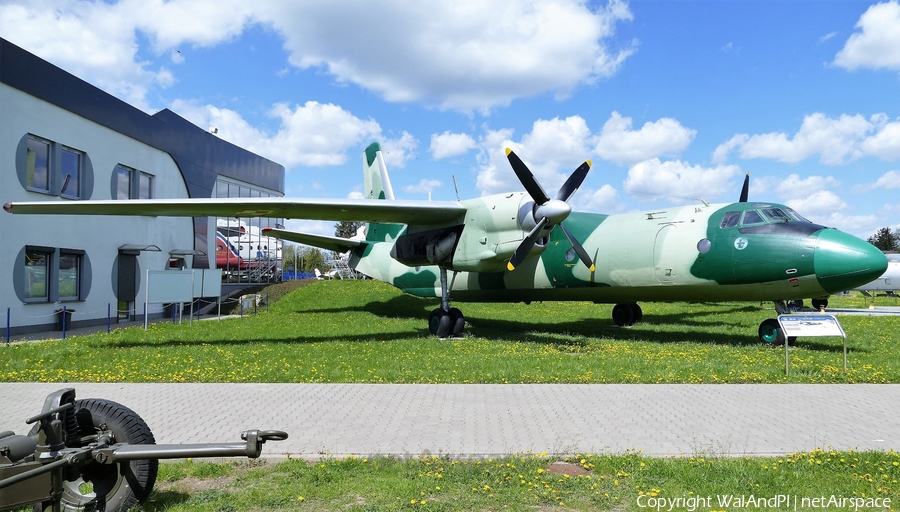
785, 190, 848, 219
573, 184, 622, 213
430, 132, 477, 160
712, 113, 900, 165
833, 1, 900, 72
852, 169, 900, 193
0, 0, 636, 113
623, 159, 741, 203
261, 0, 636, 112
774, 174, 841, 198
475, 117, 593, 196
170, 99, 387, 169
595, 111, 696, 165
381, 132, 418, 170
0, 0, 176, 110
403, 179, 443, 197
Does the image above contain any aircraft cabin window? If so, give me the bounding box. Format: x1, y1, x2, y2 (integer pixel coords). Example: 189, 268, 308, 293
741, 210, 764, 225
720, 212, 741, 228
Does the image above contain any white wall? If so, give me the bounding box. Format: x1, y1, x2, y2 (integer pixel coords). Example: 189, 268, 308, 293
1, 83, 194, 332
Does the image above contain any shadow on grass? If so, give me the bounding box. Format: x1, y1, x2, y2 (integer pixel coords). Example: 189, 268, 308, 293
97, 297, 855, 354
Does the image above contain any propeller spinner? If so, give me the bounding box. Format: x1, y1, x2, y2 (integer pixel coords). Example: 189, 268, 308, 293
505, 148, 595, 272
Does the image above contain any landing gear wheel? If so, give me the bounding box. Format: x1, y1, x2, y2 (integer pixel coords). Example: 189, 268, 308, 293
37, 398, 158, 512
787, 299, 804, 312
811, 298, 828, 310
629, 304, 643, 324
429, 308, 451, 338
612, 303, 635, 327
448, 307, 465, 338
758, 318, 786, 345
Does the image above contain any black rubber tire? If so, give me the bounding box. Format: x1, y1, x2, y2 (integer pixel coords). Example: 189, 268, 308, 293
429, 308, 451, 338
612, 303, 634, 327
37, 398, 158, 512
448, 307, 465, 338
758, 318, 786, 345
629, 304, 643, 324
787, 299, 804, 312
811, 298, 828, 310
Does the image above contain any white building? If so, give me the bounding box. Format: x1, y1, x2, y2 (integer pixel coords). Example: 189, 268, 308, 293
1, 38, 285, 336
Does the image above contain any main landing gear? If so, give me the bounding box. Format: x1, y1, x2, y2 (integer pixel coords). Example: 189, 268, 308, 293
428, 268, 465, 338
611, 303, 642, 327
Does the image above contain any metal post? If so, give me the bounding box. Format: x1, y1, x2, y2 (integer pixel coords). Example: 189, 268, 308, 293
107, 303, 111, 333
61, 306, 67, 339
5, 307, 10, 346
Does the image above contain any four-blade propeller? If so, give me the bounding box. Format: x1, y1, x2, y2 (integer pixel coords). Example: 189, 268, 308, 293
505, 148, 595, 272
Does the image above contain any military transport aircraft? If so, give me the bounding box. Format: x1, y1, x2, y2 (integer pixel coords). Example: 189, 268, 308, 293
4, 142, 888, 344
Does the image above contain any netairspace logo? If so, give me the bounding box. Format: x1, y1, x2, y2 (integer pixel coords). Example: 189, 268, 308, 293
636, 494, 892, 512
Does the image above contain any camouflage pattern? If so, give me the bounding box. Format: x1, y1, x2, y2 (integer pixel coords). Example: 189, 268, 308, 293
352, 144, 887, 304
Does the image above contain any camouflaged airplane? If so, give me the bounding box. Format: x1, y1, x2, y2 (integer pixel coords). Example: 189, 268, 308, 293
4, 142, 889, 343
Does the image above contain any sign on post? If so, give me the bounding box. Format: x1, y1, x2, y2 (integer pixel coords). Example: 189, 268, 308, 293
777, 314, 848, 374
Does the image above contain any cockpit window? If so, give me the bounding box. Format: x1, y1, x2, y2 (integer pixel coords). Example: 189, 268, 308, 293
762, 208, 790, 223
720, 211, 741, 228
741, 210, 764, 225
783, 207, 811, 223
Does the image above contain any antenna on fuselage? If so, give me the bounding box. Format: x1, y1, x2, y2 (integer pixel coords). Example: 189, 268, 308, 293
452, 175, 460, 201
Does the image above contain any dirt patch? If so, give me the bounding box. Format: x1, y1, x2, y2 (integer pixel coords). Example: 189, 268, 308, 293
545, 461, 592, 476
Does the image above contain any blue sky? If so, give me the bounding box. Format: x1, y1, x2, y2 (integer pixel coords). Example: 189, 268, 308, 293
1, 0, 898, 238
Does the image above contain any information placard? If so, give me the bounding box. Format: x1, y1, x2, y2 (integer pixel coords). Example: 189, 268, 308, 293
778, 314, 848, 373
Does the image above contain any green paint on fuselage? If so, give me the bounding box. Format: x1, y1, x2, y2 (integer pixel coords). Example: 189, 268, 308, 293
540, 211, 609, 288
690, 204, 818, 285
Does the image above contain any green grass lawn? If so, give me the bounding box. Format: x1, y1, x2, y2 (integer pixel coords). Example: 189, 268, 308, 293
3, 280, 899, 383
140, 448, 900, 511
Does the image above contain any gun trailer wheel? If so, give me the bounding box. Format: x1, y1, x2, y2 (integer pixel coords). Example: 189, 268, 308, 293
36, 398, 158, 512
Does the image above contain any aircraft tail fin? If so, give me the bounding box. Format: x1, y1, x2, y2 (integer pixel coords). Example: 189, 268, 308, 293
361, 142, 403, 243
363, 142, 395, 200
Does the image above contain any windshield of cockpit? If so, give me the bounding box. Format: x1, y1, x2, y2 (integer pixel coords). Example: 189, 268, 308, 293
719, 205, 811, 228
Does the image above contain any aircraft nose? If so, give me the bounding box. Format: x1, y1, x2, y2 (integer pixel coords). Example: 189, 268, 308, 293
814, 229, 888, 293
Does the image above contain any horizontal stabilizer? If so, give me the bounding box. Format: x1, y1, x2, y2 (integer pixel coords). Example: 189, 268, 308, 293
262, 228, 364, 253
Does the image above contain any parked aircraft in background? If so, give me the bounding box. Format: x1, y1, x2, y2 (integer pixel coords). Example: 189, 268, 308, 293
4, 143, 888, 344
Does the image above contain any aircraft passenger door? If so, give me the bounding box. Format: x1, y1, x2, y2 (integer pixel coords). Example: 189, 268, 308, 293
653, 224, 676, 284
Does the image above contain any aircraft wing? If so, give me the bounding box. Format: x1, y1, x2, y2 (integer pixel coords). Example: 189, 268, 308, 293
3, 197, 467, 225
262, 228, 363, 253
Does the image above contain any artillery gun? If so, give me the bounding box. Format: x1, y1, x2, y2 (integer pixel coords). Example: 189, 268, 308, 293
0, 388, 287, 511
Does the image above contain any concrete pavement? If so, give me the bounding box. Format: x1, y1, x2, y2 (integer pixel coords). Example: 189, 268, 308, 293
2, 383, 898, 459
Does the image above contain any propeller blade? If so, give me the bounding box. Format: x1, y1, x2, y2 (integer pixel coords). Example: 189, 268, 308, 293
739, 172, 749, 202
555, 160, 592, 202
505, 148, 550, 205
558, 223, 595, 272
508, 217, 548, 271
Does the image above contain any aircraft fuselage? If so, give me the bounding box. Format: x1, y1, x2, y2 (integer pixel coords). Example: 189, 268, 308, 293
354, 197, 888, 305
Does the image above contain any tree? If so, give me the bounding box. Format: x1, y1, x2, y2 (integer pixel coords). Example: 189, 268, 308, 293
281, 244, 325, 273
867, 227, 899, 251
335, 221, 364, 239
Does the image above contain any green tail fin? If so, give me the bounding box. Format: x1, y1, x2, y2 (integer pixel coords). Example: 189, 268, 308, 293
361, 142, 403, 243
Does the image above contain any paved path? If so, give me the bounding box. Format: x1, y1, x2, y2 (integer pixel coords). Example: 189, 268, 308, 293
2, 383, 898, 459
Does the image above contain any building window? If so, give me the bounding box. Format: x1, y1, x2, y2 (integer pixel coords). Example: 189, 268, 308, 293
115, 164, 153, 199
25, 136, 51, 192
60, 147, 82, 198
17, 134, 92, 198
138, 171, 153, 199
58, 250, 83, 301
24, 248, 51, 302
